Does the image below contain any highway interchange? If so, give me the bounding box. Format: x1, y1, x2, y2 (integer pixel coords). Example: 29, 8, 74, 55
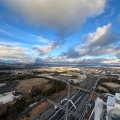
33, 75, 100, 120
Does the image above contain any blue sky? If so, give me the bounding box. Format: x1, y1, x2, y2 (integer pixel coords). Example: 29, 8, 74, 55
0, 0, 120, 65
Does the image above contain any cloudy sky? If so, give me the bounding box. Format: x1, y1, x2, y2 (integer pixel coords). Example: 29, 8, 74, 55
0, 0, 120, 65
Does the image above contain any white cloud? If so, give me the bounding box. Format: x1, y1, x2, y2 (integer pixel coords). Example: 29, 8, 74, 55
87, 24, 112, 46
35, 56, 120, 65
61, 24, 120, 58
101, 58, 120, 64
35, 56, 82, 63
33, 41, 59, 55
0, 44, 33, 63
82, 23, 119, 48
2, 0, 106, 37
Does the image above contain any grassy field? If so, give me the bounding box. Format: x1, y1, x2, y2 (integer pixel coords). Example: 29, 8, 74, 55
102, 82, 120, 88
98, 86, 109, 92
15, 78, 49, 94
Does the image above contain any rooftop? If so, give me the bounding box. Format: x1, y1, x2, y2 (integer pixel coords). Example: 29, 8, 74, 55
107, 95, 115, 106
115, 93, 120, 101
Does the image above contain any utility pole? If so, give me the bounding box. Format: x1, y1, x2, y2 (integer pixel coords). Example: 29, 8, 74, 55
65, 81, 70, 120
52, 77, 70, 120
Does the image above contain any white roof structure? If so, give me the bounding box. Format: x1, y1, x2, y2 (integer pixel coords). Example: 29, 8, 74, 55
0, 94, 15, 105
107, 96, 115, 107
94, 98, 103, 120
94, 93, 120, 120
115, 93, 120, 100
115, 93, 120, 108
0, 94, 21, 105
107, 93, 120, 120
107, 93, 120, 108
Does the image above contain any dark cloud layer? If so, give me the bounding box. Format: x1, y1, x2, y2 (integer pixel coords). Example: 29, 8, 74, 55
1, 0, 106, 39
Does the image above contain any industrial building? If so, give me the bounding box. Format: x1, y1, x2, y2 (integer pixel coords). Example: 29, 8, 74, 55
106, 93, 120, 120
0, 92, 21, 105
93, 93, 120, 120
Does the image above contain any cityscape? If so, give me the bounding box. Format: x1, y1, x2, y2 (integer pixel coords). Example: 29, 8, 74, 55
0, 0, 120, 120
0, 65, 120, 120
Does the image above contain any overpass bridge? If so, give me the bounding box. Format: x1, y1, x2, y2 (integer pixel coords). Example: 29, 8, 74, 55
47, 99, 80, 118
71, 85, 91, 93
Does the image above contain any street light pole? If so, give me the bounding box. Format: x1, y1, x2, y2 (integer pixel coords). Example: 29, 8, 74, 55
54, 77, 70, 120
65, 82, 70, 120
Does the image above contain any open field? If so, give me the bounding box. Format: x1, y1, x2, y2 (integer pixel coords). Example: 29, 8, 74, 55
98, 86, 109, 92
102, 82, 120, 88
15, 78, 49, 93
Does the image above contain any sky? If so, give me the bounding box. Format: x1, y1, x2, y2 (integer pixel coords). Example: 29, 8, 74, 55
0, 0, 120, 65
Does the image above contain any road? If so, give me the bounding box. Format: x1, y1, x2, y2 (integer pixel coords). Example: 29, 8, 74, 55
54, 76, 96, 120
33, 75, 99, 120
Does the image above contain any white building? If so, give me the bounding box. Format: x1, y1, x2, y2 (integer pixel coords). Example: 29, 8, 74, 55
94, 98, 103, 120
93, 93, 120, 120
106, 93, 120, 120
115, 93, 120, 108
0, 94, 15, 105
107, 93, 120, 113
0, 93, 21, 105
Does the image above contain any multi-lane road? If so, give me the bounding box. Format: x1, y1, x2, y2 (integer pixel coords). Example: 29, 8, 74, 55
33, 75, 99, 120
